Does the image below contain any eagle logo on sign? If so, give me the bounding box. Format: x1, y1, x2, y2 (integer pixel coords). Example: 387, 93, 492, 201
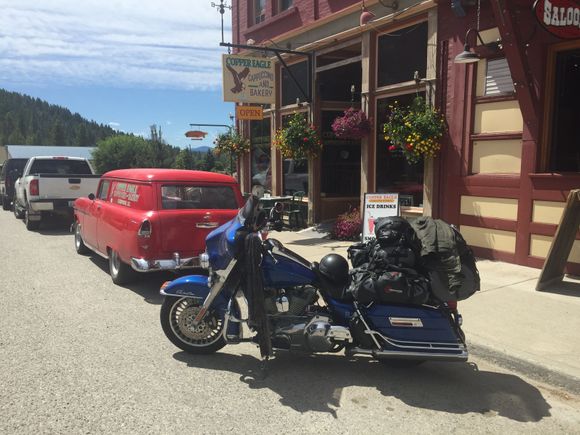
225, 65, 250, 94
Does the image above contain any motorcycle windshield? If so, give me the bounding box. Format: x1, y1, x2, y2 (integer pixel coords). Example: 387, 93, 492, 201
205, 195, 257, 270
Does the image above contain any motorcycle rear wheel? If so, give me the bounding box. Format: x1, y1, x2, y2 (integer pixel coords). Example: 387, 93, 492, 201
160, 297, 226, 354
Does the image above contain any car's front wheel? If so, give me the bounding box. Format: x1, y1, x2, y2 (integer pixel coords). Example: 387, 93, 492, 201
74, 222, 90, 255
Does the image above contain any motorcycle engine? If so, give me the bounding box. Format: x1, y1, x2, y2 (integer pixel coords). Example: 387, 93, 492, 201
265, 286, 352, 352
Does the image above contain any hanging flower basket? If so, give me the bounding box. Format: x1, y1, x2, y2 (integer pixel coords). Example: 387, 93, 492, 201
331, 108, 371, 140
273, 112, 322, 160
213, 128, 250, 156
383, 96, 446, 164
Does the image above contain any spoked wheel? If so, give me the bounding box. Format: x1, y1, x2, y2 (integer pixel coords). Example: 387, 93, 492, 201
160, 297, 226, 354
74, 222, 90, 255
108, 249, 135, 285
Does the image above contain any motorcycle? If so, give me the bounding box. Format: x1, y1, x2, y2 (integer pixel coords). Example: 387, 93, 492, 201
159, 190, 468, 365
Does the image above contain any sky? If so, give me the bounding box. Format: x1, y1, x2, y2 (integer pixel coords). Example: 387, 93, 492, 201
0, 0, 235, 149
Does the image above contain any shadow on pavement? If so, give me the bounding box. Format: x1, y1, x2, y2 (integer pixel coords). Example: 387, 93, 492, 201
173, 351, 551, 422
88, 255, 176, 305
538, 277, 580, 297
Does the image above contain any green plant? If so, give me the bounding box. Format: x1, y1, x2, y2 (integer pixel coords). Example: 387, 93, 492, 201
331, 208, 362, 241
383, 96, 446, 164
213, 128, 250, 156
273, 113, 322, 159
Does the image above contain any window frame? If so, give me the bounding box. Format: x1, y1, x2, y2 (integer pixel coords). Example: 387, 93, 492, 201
540, 39, 580, 173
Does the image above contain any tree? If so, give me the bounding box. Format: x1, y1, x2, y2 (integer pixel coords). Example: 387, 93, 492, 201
173, 147, 195, 169
92, 135, 152, 173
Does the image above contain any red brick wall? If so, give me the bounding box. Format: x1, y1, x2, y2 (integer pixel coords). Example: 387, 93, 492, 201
233, 0, 359, 45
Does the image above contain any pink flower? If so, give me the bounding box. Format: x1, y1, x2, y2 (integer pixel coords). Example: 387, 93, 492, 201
388, 145, 396, 151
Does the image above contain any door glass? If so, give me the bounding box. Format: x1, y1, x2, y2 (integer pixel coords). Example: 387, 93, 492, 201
550, 48, 580, 172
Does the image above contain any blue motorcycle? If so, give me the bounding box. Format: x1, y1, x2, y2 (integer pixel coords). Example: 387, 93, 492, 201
159, 193, 468, 364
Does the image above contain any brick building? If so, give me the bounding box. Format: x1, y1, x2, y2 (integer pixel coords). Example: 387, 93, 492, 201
230, 0, 580, 272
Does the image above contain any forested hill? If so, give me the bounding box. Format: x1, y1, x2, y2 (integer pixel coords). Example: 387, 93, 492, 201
0, 88, 119, 147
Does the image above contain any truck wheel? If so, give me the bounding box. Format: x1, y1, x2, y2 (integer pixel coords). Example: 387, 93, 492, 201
109, 249, 135, 285
13, 199, 24, 219
1, 196, 10, 211
160, 297, 226, 354
24, 208, 40, 231
74, 222, 90, 255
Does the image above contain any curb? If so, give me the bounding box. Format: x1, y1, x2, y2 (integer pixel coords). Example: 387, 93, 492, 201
469, 342, 580, 396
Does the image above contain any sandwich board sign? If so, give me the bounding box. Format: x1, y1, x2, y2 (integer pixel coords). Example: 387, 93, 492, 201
362, 193, 400, 242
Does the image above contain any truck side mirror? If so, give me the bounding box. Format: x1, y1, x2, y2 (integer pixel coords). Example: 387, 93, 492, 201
88, 193, 95, 201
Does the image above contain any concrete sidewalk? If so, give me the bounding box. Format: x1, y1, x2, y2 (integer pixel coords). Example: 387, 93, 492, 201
271, 227, 580, 393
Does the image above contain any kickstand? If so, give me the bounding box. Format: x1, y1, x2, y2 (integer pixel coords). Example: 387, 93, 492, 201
258, 356, 270, 380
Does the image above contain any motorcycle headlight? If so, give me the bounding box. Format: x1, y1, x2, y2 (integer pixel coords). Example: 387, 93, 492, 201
199, 252, 210, 269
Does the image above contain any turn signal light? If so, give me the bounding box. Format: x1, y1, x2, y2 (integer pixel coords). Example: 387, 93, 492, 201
29, 179, 39, 196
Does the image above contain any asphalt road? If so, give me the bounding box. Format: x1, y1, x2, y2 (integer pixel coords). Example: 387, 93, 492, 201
1, 211, 580, 434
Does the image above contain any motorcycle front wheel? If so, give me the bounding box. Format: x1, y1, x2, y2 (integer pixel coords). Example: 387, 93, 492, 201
160, 297, 226, 354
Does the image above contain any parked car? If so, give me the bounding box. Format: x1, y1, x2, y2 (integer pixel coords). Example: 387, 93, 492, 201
13, 156, 100, 230
0, 158, 28, 211
251, 158, 308, 195
72, 168, 244, 284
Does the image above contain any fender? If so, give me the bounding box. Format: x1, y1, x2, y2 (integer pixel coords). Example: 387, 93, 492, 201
160, 274, 230, 312
160, 274, 211, 300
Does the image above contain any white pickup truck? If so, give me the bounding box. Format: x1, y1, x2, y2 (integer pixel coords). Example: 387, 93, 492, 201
13, 156, 100, 230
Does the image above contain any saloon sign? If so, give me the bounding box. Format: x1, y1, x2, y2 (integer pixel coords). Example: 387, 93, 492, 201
534, 0, 580, 39
222, 54, 275, 104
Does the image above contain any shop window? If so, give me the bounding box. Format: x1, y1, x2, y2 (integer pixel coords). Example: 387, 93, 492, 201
377, 22, 427, 88
484, 58, 514, 95
320, 111, 361, 197
278, 0, 292, 13
318, 61, 362, 102
549, 48, 580, 172
281, 61, 309, 106
281, 113, 309, 195
250, 118, 272, 191
252, 0, 265, 25
376, 94, 424, 206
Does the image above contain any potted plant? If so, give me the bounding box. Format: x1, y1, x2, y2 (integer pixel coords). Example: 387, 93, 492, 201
213, 128, 250, 157
331, 108, 371, 140
383, 96, 446, 164
273, 113, 322, 159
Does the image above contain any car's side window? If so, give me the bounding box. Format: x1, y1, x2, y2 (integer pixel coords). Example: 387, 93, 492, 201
97, 180, 111, 200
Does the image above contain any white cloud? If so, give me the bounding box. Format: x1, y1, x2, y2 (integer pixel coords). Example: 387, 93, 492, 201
0, 0, 231, 90
108, 122, 121, 128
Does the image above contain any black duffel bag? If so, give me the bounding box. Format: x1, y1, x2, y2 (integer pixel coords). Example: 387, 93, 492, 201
348, 266, 430, 305
347, 241, 373, 268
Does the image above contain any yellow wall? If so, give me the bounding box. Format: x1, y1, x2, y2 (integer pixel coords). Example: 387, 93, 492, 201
532, 200, 565, 225
460, 225, 517, 253
460, 196, 518, 220
530, 235, 580, 263
472, 139, 522, 174
474, 100, 523, 134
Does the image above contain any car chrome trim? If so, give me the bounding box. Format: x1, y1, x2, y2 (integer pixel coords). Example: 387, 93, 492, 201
196, 222, 219, 228
130, 256, 199, 272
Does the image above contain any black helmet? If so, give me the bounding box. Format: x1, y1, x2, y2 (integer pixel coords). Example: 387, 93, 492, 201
319, 253, 349, 285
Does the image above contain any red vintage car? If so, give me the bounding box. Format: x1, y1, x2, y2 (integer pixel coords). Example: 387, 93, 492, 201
73, 168, 244, 284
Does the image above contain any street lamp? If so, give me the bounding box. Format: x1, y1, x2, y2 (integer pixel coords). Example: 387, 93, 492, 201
454, 28, 501, 64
